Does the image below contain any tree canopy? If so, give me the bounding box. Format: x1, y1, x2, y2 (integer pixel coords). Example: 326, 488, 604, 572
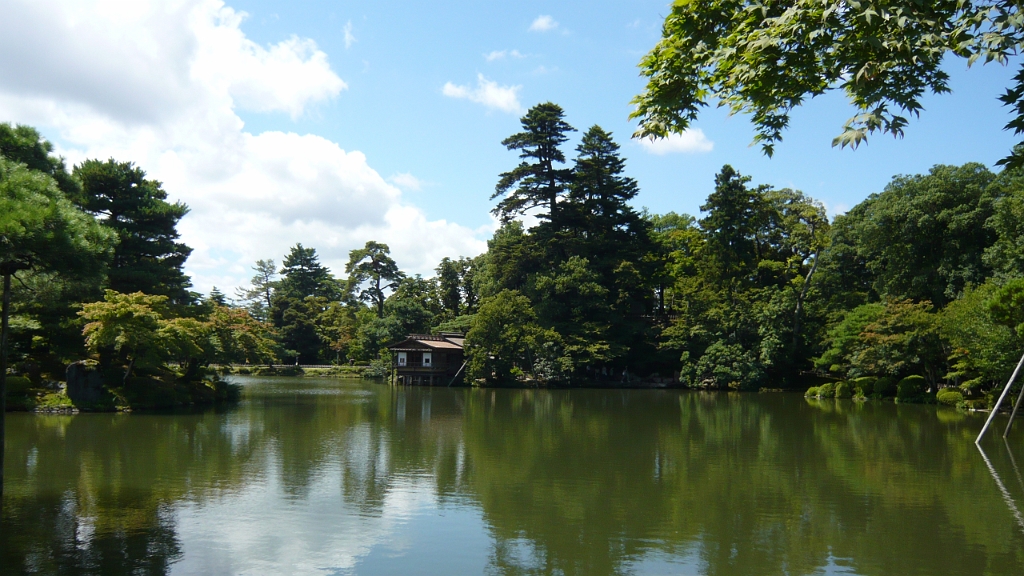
74, 159, 193, 302
632, 1, 1024, 166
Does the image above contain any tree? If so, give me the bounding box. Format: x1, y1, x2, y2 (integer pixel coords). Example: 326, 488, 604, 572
466, 290, 541, 385
235, 259, 278, 322
632, 1, 1024, 167
940, 282, 1020, 391
278, 245, 334, 300
0, 157, 114, 496
984, 169, 1024, 279
698, 165, 770, 289
493, 102, 575, 223
345, 241, 404, 318
80, 291, 169, 383
74, 159, 193, 302
437, 257, 462, 318
826, 163, 997, 307
207, 287, 228, 306
0, 123, 80, 197
209, 305, 278, 365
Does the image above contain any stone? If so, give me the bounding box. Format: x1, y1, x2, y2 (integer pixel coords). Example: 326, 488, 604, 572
65, 362, 107, 405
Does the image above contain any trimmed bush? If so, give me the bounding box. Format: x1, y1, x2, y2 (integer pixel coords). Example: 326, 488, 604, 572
817, 382, 835, 398
936, 388, 964, 406
896, 375, 927, 401
835, 381, 852, 398
5, 376, 33, 396
851, 376, 876, 396
804, 386, 820, 397
874, 377, 898, 397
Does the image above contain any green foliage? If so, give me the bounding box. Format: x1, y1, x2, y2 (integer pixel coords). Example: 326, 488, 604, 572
851, 376, 877, 397
984, 171, 1024, 277
234, 259, 277, 322
0, 158, 115, 280
940, 281, 1020, 390
988, 278, 1024, 337
823, 165, 997, 307
632, 1, 1024, 167
936, 388, 964, 406
816, 382, 835, 398
74, 159, 192, 302
278, 244, 335, 300
835, 381, 852, 399
492, 102, 575, 223
345, 241, 404, 318
466, 290, 540, 385
896, 375, 927, 402
804, 386, 820, 397
680, 340, 765, 391
874, 377, 898, 398
5, 376, 32, 397
80, 290, 168, 373
820, 298, 945, 384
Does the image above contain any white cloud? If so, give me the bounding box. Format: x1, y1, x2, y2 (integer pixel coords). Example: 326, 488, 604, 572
442, 74, 522, 114
529, 15, 558, 32
343, 20, 356, 49
637, 130, 715, 155
0, 0, 486, 293
388, 173, 423, 191
483, 49, 523, 62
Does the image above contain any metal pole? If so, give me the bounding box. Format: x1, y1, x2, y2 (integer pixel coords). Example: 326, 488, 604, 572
977, 350, 1024, 444
1006, 371, 1024, 438
977, 443, 1024, 534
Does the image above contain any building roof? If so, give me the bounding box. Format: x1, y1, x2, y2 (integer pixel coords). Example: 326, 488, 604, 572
387, 333, 465, 351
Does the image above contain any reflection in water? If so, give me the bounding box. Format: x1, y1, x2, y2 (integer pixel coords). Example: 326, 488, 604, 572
2, 378, 1024, 575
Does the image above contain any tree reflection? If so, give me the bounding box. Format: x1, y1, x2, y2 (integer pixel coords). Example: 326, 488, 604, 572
2, 380, 1024, 575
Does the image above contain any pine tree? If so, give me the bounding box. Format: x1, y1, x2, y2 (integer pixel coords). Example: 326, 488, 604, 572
345, 241, 404, 318
493, 102, 575, 224
74, 159, 193, 303
278, 245, 333, 300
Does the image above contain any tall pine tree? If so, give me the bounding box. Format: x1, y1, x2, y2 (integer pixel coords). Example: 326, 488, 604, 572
74, 159, 193, 303
493, 102, 575, 224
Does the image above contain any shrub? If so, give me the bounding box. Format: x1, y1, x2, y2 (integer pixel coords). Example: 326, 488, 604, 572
5, 376, 33, 396
817, 382, 835, 398
896, 375, 927, 401
851, 376, 876, 396
936, 388, 964, 406
874, 376, 898, 397
804, 386, 820, 397
835, 381, 853, 398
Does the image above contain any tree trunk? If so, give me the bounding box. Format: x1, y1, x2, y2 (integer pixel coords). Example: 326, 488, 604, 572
1, 272, 10, 499
123, 356, 136, 387
792, 249, 821, 349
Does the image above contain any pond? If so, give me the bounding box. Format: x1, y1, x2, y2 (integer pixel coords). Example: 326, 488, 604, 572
2, 376, 1024, 575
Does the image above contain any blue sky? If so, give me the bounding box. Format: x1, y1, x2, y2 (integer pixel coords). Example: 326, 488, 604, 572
230, 0, 1021, 220
0, 0, 1019, 293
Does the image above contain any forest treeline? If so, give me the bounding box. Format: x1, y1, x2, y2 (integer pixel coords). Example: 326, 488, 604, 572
2, 103, 1024, 402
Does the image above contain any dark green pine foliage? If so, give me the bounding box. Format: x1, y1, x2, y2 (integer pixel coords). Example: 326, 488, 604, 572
74, 159, 193, 303
436, 257, 461, 319
277, 244, 334, 300
0, 123, 80, 197
271, 244, 337, 364
492, 102, 575, 224
346, 241, 404, 318
564, 126, 661, 368
699, 165, 769, 289
0, 126, 111, 367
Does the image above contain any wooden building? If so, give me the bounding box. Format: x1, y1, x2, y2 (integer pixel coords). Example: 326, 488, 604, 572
387, 333, 466, 386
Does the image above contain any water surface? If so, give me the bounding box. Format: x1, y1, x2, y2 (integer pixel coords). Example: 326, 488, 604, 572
3, 377, 1024, 575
